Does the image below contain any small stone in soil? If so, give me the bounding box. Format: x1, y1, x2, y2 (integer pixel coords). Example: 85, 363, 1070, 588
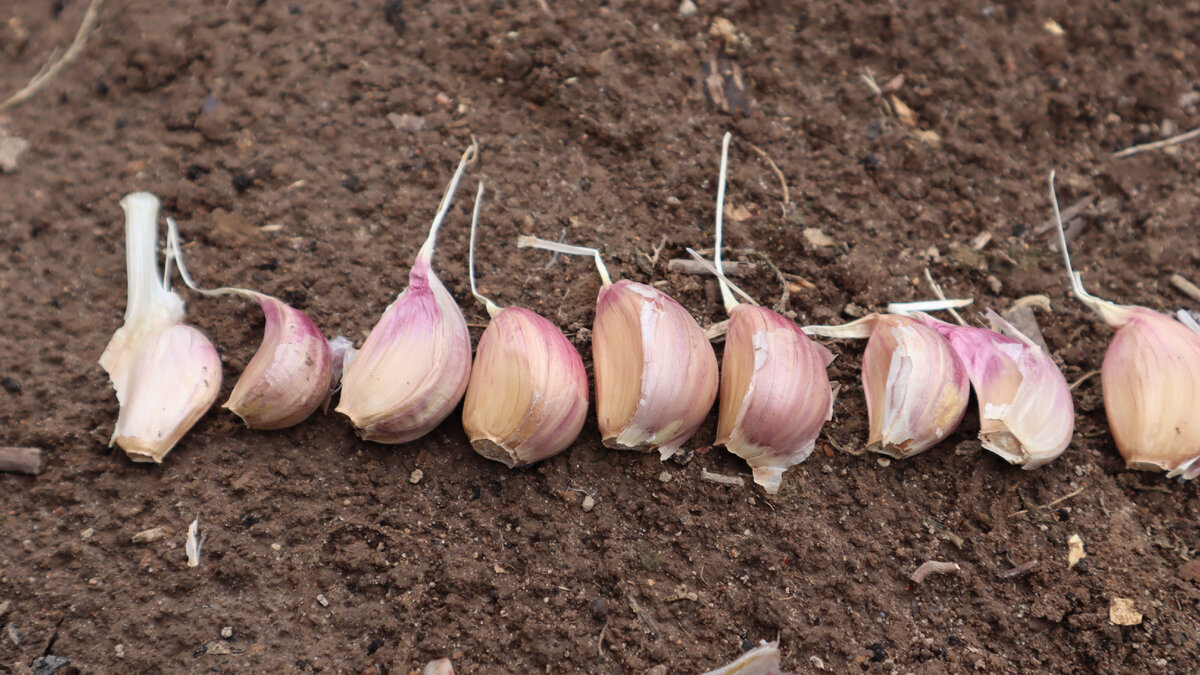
410, 469, 424, 484
1, 377, 20, 394
582, 495, 595, 512
658, 471, 672, 483
221, 626, 233, 639
591, 597, 608, 618
114, 644, 125, 659
31, 655, 71, 675
317, 594, 329, 607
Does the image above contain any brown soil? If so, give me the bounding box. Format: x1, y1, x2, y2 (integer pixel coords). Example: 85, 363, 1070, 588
3, 0, 1200, 672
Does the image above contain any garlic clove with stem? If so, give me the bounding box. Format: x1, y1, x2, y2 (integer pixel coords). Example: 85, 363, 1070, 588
806, 313, 970, 458
337, 143, 477, 443
517, 236, 719, 460
461, 183, 589, 466
684, 132, 836, 494
1049, 171, 1200, 479
914, 310, 1074, 469
100, 192, 222, 463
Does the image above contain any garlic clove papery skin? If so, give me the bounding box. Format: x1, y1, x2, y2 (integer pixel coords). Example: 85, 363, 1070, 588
1100, 306, 1200, 478
100, 192, 222, 463
462, 307, 589, 467
916, 311, 1073, 469
336, 252, 472, 444
718, 304, 835, 494
861, 314, 970, 458
223, 292, 333, 430
593, 279, 719, 460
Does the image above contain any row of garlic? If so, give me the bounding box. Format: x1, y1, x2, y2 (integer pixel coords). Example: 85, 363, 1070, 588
99, 138, 1200, 491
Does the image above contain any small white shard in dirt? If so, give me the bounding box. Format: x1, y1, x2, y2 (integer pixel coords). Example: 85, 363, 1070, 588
914, 129, 942, 147
1043, 18, 1065, 36
1109, 597, 1142, 626
0, 123, 29, 172
132, 526, 168, 543
910, 560, 961, 584
703, 640, 794, 674
1067, 534, 1086, 568
803, 228, 837, 248
409, 468, 424, 484
387, 112, 426, 133
493, 562, 508, 574
891, 95, 918, 127
186, 518, 205, 568
678, 0, 697, 17
316, 594, 329, 607
582, 495, 595, 512
423, 659, 455, 675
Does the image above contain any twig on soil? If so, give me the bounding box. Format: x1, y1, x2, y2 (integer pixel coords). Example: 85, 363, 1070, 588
1008, 485, 1086, 517
1035, 193, 1095, 235
999, 560, 1038, 578
748, 143, 790, 218
923, 268, 966, 326
910, 561, 961, 584
596, 619, 609, 659
0, 446, 44, 475
0, 0, 105, 114
639, 235, 669, 267
667, 259, 754, 276
1068, 369, 1101, 391
704, 318, 730, 341
823, 429, 862, 456
1112, 126, 1200, 158
1170, 273, 1200, 305
700, 469, 744, 486
627, 596, 661, 638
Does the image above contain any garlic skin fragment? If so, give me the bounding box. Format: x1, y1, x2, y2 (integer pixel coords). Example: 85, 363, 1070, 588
593, 279, 719, 460
462, 307, 588, 466
100, 192, 221, 463
853, 314, 969, 458
1100, 306, 1200, 478
916, 311, 1073, 469
336, 250, 472, 444
703, 640, 794, 675
719, 304, 834, 493
223, 292, 333, 430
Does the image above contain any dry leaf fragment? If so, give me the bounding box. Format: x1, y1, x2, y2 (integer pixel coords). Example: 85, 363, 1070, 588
1067, 534, 1086, 568
891, 96, 918, 127
803, 228, 838, 248
1109, 597, 1142, 626
493, 562, 508, 574
131, 526, 168, 544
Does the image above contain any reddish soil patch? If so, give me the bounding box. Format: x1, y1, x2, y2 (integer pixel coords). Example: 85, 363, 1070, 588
3, 0, 1200, 672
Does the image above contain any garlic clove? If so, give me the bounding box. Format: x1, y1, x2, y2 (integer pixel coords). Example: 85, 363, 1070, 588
336, 252, 472, 443
848, 314, 969, 458
718, 304, 835, 493
222, 292, 333, 430
917, 311, 1073, 469
462, 307, 589, 466
594, 279, 719, 460
100, 192, 222, 463
1100, 306, 1200, 478
703, 640, 792, 675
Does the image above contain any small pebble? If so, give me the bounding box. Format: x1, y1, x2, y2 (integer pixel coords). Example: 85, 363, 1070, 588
271, 543, 282, 551
877, 457, 892, 468
317, 594, 329, 607
87, 577, 100, 587
410, 469, 424, 485
220, 626, 233, 639
581, 496, 595, 512
658, 471, 672, 483
678, 0, 697, 16
342, 499, 351, 506
80, 528, 94, 540
114, 644, 126, 659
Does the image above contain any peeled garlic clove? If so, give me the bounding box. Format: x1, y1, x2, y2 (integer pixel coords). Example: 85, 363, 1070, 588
917, 311, 1073, 469
718, 304, 834, 493
1101, 306, 1200, 478
100, 192, 222, 463
222, 292, 333, 430
594, 279, 719, 460
462, 307, 588, 466
336, 252, 472, 443
860, 314, 969, 458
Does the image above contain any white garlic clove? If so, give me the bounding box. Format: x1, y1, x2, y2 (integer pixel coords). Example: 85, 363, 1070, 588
1101, 306, 1200, 478
223, 292, 333, 430
593, 279, 719, 460
718, 304, 835, 493
702, 640, 793, 675
917, 310, 1074, 469
336, 252, 472, 443
100, 192, 222, 463
462, 307, 589, 466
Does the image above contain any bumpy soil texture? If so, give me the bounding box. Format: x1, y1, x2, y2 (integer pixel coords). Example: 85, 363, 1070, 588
3, 0, 1200, 672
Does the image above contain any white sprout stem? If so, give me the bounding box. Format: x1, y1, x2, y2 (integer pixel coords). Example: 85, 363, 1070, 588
467, 181, 501, 318
119, 192, 172, 321
417, 139, 479, 262
166, 216, 260, 302
713, 131, 738, 314
802, 314, 877, 339
517, 235, 612, 286
685, 248, 757, 306
1178, 310, 1200, 336
1049, 170, 1110, 318
887, 298, 974, 314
